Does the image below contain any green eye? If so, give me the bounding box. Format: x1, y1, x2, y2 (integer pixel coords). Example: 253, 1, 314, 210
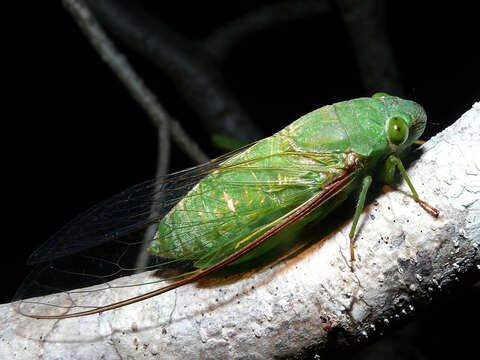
372, 92, 390, 99
386, 116, 409, 145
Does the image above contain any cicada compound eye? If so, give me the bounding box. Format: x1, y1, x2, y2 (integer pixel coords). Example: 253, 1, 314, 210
386, 114, 409, 146
372, 92, 390, 99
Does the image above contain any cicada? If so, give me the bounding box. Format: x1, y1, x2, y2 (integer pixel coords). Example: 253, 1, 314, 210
14, 93, 438, 319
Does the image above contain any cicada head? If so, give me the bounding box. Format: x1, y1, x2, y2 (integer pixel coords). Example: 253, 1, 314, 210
372, 92, 427, 155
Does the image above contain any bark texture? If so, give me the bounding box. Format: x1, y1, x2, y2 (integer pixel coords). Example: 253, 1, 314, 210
2, 103, 479, 359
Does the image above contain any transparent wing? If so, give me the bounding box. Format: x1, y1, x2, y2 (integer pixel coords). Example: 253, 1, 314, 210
14, 147, 348, 318
26, 168, 209, 265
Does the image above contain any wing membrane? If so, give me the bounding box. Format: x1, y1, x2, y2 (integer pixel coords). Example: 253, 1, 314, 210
14, 148, 349, 318
25, 148, 252, 265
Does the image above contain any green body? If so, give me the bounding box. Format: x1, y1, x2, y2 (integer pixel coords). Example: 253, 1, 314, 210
149, 95, 427, 268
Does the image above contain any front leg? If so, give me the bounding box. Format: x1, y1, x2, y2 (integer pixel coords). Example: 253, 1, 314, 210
382, 154, 439, 217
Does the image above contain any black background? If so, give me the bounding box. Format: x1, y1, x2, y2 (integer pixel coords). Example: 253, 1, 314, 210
7, 1, 479, 359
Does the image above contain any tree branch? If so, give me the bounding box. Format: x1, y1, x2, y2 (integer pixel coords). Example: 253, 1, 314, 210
83, 0, 262, 143
204, 0, 329, 59
62, 0, 209, 165
336, 0, 404, 95
3, 103, 479, 359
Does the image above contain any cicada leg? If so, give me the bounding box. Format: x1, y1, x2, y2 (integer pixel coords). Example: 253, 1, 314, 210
383, 154, 439, 217
349, 175, 373, 262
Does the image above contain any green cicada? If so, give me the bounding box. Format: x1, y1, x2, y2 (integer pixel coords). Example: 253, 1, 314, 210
15, 93, 438, 319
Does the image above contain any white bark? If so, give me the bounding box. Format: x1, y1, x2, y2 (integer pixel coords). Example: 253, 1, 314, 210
2, 103, 479, 359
